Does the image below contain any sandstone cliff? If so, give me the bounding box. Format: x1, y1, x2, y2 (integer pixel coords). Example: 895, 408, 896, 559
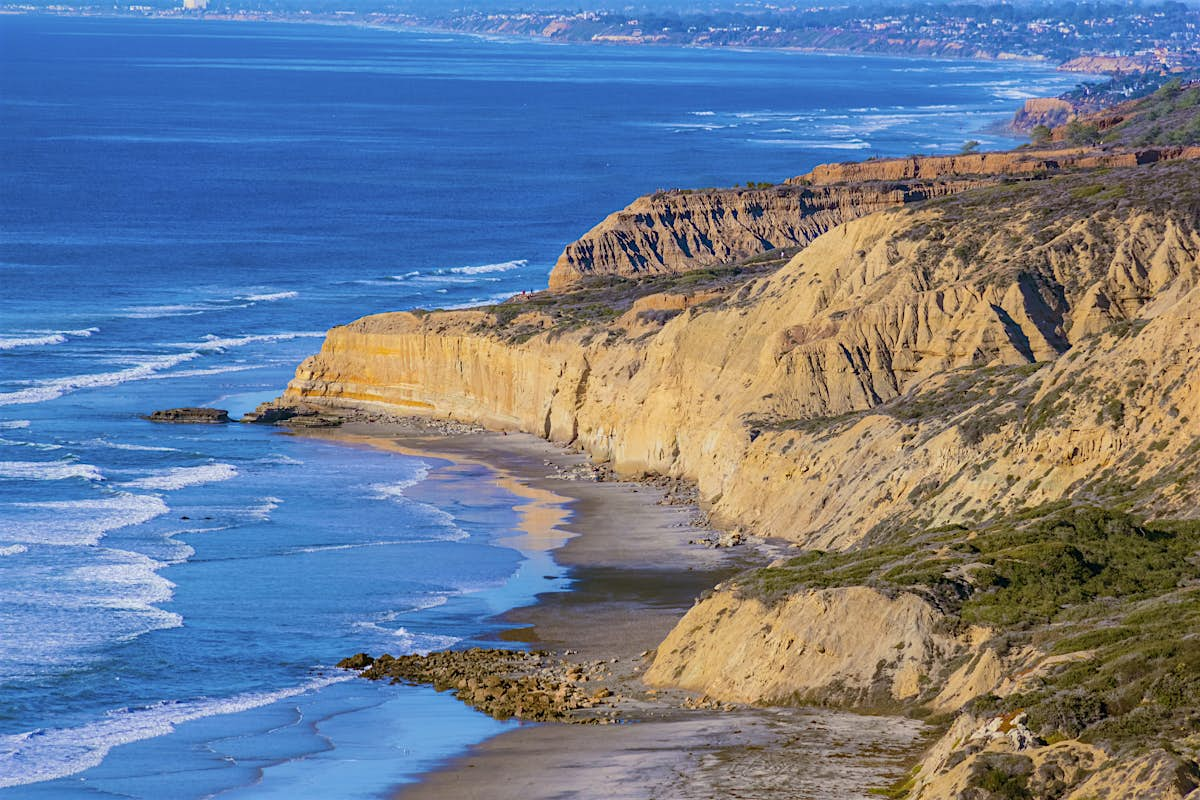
1010, 97, 1076, 132
643, 586, 985, 707
548, 178, 987, 288
793, 145, 1194, 184
270, 160, 1200, 549
269, 155, 1200, 799
1058, 54, 1157, 74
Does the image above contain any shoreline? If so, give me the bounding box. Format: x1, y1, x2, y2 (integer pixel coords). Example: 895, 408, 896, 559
297, 420, 926, 799
4, 10, 1073, 70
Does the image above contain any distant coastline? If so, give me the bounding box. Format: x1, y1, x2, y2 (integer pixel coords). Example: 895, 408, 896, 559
2, 4, 1192, 74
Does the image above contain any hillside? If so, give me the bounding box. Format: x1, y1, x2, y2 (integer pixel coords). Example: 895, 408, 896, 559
257, 137, 1200, 797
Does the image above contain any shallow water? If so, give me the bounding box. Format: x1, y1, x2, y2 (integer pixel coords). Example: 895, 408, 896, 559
0, 16, 1085, 796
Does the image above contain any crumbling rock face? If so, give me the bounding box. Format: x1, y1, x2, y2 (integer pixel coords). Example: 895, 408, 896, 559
793, 145, 1200, 184
1011, 97, 1076, 132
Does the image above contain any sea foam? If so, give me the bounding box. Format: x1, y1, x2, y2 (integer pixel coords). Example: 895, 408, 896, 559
239, 290, 299, 302
0, 352, 200, 406
0, 674, 353, 789
122, 463, 238, 491
0, 460, 104, 482
2, 493, 170, 547
442, 258, 527, 276
369, 471, 468, 542
170, 331, 325, 353
70, 548, 178, 608
0, 328, 97, 351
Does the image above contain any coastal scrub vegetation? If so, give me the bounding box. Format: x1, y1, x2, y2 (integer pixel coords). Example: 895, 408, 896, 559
1064, 78, 1200, 149
1110, 78, 1200, 148
475, 249, 799, 342
734, 505, 1200, 751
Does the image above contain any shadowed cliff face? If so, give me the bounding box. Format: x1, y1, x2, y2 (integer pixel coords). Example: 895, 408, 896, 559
548, 146, 1200, 289
273, 160, 1200, 551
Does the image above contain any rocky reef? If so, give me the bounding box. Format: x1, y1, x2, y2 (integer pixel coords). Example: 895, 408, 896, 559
338, 648, 623, 723
282, 120, 1200, 798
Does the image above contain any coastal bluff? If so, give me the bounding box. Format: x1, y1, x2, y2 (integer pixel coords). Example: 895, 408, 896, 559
259, 160, 1200, 548
262, 153, 1200, 799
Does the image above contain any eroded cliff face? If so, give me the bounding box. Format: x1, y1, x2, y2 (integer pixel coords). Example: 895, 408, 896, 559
547, 178, 989, 289
794, 145, 1199, 184
548, 146, 1200, 289
643, 586, 981, 707
275, 161, 1200, 550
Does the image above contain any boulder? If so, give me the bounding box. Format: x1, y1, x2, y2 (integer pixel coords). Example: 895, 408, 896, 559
336, 653, 375, 670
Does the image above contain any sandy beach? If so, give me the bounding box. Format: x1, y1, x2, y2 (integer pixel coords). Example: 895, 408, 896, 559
294, 421, 926, 799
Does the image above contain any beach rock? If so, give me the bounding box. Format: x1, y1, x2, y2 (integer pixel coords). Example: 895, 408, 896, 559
241, 402, 343, 427
343, 647, 619, 723
337, 652, 375, 670
146, 407, 230, 424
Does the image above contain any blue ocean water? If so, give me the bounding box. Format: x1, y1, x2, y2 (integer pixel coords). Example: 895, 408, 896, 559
0, 15, 1086, 797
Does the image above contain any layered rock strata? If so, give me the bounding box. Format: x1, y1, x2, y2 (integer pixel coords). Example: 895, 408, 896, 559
548, 178, 986, 288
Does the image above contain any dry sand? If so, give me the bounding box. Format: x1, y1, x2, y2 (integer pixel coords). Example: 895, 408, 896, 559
299, 422, 925, 799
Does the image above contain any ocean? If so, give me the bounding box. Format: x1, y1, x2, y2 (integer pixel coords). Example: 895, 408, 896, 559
0, 15, 1084, 797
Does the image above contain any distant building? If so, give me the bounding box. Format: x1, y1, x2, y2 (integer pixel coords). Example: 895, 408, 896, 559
182, 0, 207, 10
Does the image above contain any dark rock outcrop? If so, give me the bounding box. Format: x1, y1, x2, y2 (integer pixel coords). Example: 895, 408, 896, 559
146, 407, 230, 424
242, 402, 343, 427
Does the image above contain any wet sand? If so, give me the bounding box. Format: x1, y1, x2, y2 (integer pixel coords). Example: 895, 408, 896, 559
300, 421, 924, 799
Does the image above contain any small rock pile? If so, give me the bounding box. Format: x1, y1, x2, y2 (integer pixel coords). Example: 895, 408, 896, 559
641, 474, 701, 507
689, 529, 746, 548
546, 460, 614, 482
337, 648, 621, 723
